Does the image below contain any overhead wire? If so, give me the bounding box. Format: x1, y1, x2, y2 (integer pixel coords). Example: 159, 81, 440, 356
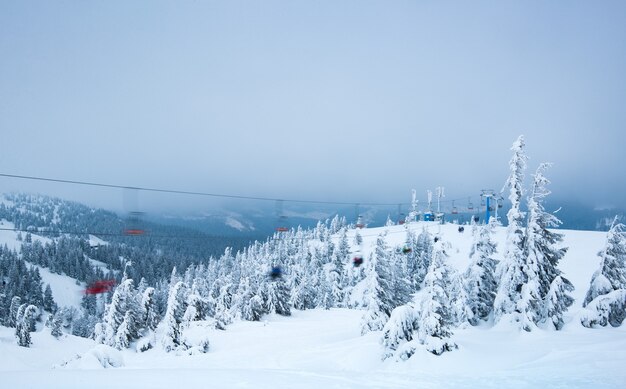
0, 172, 481, 207
0, 172, 489, 240
0, 227, 226, 240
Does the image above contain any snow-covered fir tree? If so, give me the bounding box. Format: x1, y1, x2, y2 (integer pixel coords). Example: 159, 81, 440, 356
583, 219, 626, 306
360, 233, 395, 334
524, 163, 573, 330
8, 296, 21, 328
162, 281, 187, 351
390, 249, 412, 308
465, 217, 498, 325
234, 276, 264, 321
495, 135, 528, 324
114, 310, 138, 349
325, 234, 347, 307
50, 311, 63, 338
382, 240, 457, 359
581, 219, 626, 328
16, 304, 38, 347
140, 287, 159, 331
415, 241, 458, 355
97, 278, 138, 347
414, 229, 434, 288
263, 275, 291, 316
43, 284, 57, 312
381, 303, 418, 360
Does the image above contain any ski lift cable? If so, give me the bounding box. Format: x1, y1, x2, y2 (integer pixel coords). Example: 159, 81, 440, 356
0, 172, 482, 209
0, 227, 218, 240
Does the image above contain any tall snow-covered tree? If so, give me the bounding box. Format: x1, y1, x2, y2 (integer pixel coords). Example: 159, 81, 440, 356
140, 287, 159, 331
545, 275, 575, 330
162, 281, 187, 351
415, 241, 457, 355
263, 275, 291, 317
360, 234, 395, 334
465, 218, 499, 324
114, 310, 138, 349
50, 311, 63, 338
16, 304, 38, 347
7, 296, 21, 327
99, 278, 137, 346
495, 135, 528, 323
383, 241, 458, 359
43, 284, 57, 312
524, 163, 573, 330
414, 229, 434, 288
234, 276, 265, 321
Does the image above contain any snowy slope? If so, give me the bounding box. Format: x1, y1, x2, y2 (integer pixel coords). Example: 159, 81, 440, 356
0, 219, 52, 250
0, 219, 85, 307
1, 221, 624, 388
27, 263, 85, 308
1, 308, 624, 388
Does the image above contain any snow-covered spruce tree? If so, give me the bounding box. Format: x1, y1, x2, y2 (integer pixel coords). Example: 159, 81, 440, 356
583, 219, 626, 306
318, 265, 334, 310
235, 277, 264, 321
415, 241, 457, 355
465, 217, 499, 325
43, 284, 57, 313
16, 304, 38, 347
390, 249, 412, 308
495, 135, 528, 324
7, 296, 22, 328
263, 274, 291, 316
182, 293, 205, 328
381, 303, 418, 360
360, 233, 395, 335
141, 287, 159, 331
162, 281, 187, 351
383, 241, 458, 359
290, 259, 316, 311
525, 163, 573, 330
450, 271, 474, 327
98, 278, 137, 346
403, 230, 422, 293
326, 237, 347, 307
50, 311, 63, 338
214, 280, 236, 328
414, 229, 434, 287
114, 310, 138, 349
545, 276, 574, 330
581, 219, 626, 328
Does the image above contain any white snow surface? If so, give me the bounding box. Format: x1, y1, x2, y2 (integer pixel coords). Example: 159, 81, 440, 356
0, 219, 52, 251
88, 234, 109, 247
27, 262, 85, 308
1, 221, 625, 388
225, 216, 254, 231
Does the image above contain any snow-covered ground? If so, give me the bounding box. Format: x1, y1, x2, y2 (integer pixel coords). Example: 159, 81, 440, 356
1, 308, 624, 388
26, 262, 85, 308
1, 221, 624, 388
0, 219, 52, 251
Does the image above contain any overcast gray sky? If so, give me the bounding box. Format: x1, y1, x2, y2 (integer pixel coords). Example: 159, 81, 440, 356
1, 1, 625, 212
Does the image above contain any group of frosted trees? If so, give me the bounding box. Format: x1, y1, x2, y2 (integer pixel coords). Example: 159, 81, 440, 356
382, 136, 577, 358
88, 214, 443, 353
